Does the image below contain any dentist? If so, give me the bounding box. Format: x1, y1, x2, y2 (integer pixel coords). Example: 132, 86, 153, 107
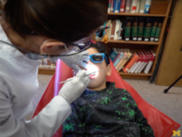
0, 0, 108, 137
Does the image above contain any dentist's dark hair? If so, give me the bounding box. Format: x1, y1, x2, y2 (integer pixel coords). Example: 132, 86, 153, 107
3, 0, 108, 43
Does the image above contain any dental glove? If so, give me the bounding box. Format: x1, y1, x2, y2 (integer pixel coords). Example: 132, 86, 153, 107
51, 50, 90, 71
58, 70, 90, 104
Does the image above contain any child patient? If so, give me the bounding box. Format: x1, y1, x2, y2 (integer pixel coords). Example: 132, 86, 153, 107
63, 43, 154, 137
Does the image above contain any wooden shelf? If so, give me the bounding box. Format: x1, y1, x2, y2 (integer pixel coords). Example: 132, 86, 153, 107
108, 13, 166, 17
38, 68, 55, 75
102, 40, 159, 45
119, 72, 152, 76
119, 72, 152, 80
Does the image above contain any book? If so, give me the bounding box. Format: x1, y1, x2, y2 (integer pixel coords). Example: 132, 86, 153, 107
139, 0, 146, 13
118, 21, 123, 40
115, 49, 125, 71
136, 0, 141, 13
144, 50, 156, 74
112, 48, 119, 63
109, 48, 118, 62
105, 21, 109, 36
137, 17, 145, 41
130, 52, 142, 73
144, 0, 152, 14
103, 22, 107, 36
43, 58, 49, 68
120, 0, 126, 13
134, 51, 144, 73
38, 58, 56, 69
134, 51, 141, 73
113, 49, 120, 66
143, 18, 152, 42
116, 49, 128, 71
114, 20, 121, 40
127, 49, 133, 60
110, 20, 116, 40
131, 17, 138, 41
108, 0, 112, 13
126, 49, 134, 65
118, 49, 132, 71
123, 51, 139, 73
128, 52, 139, 73
125, 0, 132, 13
38, 60, 43, 68
130, 0, 138, 13
142, 50, 152, 72
138, 51, 148, 73
154, 18, 163, 42
106, 20, 112, 39
150, 18, 158, 42
114, 0, 121, 13
123, 17, 132, 41
114, 49, 125, 67
111, 0, 114, 12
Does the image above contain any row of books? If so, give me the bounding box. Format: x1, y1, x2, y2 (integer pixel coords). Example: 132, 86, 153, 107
95, 17, 163, 42
38, 59, 56, 69
109, 48, 156, 74
37, 50, 154, 74
108, 0, 152, 14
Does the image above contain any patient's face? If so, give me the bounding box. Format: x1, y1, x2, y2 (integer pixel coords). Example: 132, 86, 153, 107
86, 47, 111, 90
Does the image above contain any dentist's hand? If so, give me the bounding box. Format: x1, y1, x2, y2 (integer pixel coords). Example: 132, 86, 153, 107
58, 70, 90, 104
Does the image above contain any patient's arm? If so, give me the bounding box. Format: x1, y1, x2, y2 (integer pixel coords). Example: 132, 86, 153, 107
62, 101, 86, 137
117, 88, 155, 137
133, 101, 155, 137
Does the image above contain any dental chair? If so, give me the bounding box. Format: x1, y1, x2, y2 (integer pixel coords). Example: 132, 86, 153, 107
33, 59, 180, 137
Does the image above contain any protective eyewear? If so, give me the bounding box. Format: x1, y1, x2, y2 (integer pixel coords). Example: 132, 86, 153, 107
89, 53, 109, 65
67, 26, 110, 52
67, 39, 92, 53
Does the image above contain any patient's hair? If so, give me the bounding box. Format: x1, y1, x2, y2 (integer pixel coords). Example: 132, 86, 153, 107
3, 0, 108, 43
90, 42, 110, 66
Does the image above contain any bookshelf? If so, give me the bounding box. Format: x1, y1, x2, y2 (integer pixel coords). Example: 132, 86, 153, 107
105, 0, 173, 80
108, 13, 167, 17
119, 72, 152, 80
104, 40, 159, 45
39, 0, 173, 80
39, 68, 55, 75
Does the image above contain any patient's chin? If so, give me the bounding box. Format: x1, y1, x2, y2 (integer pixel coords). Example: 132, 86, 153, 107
87, 80, 102, 91
87, 86, 99, 91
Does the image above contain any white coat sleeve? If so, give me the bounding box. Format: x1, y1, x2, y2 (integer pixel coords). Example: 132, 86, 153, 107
0, 79, 71, 137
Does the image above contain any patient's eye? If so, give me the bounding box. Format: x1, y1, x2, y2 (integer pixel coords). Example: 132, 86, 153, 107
92, 55, 103, 61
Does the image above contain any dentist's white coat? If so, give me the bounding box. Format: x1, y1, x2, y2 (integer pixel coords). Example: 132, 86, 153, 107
0, 24, 71, 137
